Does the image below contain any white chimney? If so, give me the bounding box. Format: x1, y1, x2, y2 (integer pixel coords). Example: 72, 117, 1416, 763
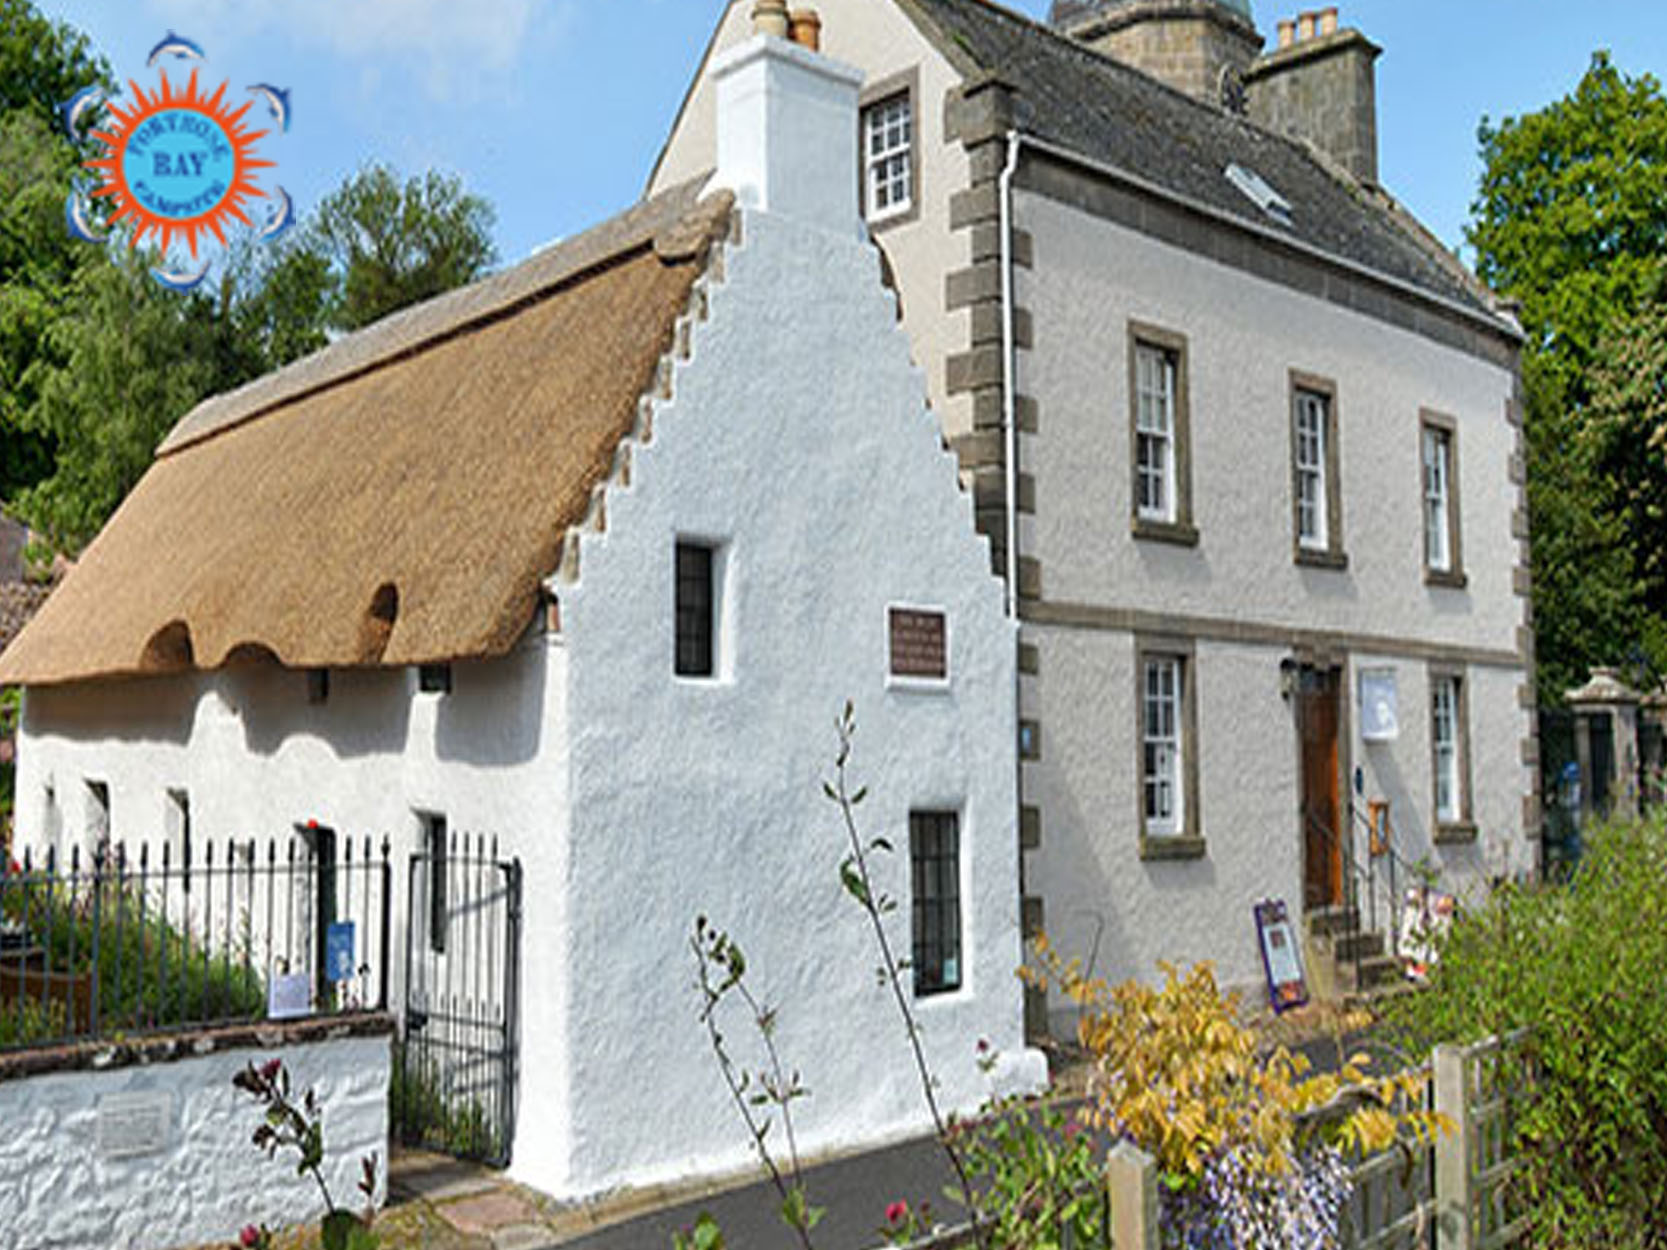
711, 23, 865, 238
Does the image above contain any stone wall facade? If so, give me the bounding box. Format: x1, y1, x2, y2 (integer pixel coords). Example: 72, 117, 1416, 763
1056, 0, 1263, 104
1246, 30, 1381, 185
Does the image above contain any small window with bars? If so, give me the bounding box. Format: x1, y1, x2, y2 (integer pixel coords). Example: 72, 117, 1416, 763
1135, 342, 1177, 523
910, 810, 962, 997
1142, 656, 1184, 837
675, 540, 718, 679
863, 93, 913, 222
1294, 390, 1329, 550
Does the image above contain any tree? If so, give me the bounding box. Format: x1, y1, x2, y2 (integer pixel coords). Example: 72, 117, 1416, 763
1467, 53, 1667, 698
12, 244, 217, 550
0, 1, 114, 503
307, 164, 497, 332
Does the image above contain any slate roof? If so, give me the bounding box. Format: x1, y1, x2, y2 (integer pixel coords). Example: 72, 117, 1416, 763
900, 0, 1508, 326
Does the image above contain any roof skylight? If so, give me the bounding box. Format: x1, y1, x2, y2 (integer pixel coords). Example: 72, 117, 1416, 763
1224, 163, 1293, 227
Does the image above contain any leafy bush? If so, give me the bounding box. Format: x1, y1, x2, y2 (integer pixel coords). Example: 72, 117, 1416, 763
1384, 815, 1667, 1248
390, 1048, 496, 1160
1033, 949, 1444, 1250
0, 994, 65, 1048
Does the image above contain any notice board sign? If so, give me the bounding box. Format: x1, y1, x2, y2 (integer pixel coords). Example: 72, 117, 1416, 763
888, 607, 948, 682
326, 921, 357, 984
1254, 899, 1309, 1014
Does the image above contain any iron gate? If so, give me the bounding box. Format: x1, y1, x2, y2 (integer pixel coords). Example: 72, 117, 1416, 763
394, 833, 522, 1167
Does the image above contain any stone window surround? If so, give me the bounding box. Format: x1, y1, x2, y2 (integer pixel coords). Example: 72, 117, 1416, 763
1420, 409, 1467, 590
1288, 370, 1348, 570
1429, 663, 1477, 843
859, 68, 921, 232
1127, 321, 1198, 547
1135, 635, 1205, 860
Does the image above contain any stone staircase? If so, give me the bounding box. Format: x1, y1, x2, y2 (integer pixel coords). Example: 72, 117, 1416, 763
1304, 904, 1406, 1005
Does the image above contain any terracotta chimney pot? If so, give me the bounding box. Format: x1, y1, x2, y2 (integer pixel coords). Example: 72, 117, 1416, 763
1277, 18, 1295, 48
788, 9, 822, 52
1319, 7, 1339, 35
752, 0, 790, 38
1297, 11, 1317, 39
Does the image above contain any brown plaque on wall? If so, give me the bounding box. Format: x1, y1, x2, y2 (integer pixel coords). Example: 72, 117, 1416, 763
889, 608, 947, 680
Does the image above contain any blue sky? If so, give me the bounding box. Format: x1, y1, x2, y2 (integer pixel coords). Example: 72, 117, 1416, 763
37, 0, 1667, 270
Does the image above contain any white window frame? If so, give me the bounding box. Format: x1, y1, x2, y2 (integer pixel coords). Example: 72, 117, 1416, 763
1135, 343, 1177, 524
1142, 656, 1184, 837
1294, 390, 1329, 551
1431, 674, 1461, 824
1423, 426, 1450, 572
862, 91, 913, 223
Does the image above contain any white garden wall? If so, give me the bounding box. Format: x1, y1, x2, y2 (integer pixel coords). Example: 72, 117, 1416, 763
0, 1024, 390, 1250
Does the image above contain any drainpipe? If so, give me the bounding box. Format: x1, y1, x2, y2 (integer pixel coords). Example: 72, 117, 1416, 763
998, 130, 1023, 620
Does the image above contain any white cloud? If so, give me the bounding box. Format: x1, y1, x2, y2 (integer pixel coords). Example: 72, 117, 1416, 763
144, 0, 574, 98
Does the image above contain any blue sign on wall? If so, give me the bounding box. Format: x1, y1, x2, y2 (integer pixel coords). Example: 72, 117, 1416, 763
326, 921, 356, 984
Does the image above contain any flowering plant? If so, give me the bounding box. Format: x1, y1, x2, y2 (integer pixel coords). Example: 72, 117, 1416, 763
231, 1057, 381, 1250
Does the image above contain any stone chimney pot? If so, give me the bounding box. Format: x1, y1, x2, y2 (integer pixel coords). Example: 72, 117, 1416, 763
752, 0, 790, 39
1278, 18, 1295, 48
1319, 7, 1339, 35
1297, 11, 1317, 39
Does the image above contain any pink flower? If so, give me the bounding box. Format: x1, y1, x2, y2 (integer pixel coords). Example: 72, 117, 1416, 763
886, 1201, 909, 1225
258, 1058, 282, 1082
1064, 1119, 1083, 1141
975, 1037, 991, 1054
239, 1226, 261, 1249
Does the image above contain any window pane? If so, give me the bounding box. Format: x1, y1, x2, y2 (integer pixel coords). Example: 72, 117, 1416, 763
1423, 428, 1451, 571
910, 812, 962, 997
1295, 392, 1328, 548
863, 94, 912, 219
675, 542, 715, 677
1142, 658, 1183, 835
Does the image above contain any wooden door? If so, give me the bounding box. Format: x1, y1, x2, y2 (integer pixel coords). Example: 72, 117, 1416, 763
1299, 667, 1343, 909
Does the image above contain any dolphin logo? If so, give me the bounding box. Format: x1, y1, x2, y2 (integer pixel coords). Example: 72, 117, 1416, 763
64, 192, 104, 243
246, 84, 292, 133
146, 31, 205, 68
60, 86, 106, 137
259, 187, 295, 243
151, 258, 213, 293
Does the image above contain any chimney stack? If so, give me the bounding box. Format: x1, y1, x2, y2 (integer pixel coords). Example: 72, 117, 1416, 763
712, 10, 864, 237
1048, 0, 1263, 108
1244, 7, 1381, 184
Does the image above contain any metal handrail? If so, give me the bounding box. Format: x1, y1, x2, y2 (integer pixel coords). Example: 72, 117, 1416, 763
1302, 808, 1366, 989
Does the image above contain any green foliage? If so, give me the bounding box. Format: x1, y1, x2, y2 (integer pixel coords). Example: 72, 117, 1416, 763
1467, 53, 1667, 697
1384, 816, 1667, 1247
943, 1100, 1105, 1250
0, 872, 265, 1037
307, 163, 497, 332
0, 0, 111, 126
10, 242, 218, 549
390, 1048, 497, 1160
672, 1214, 726, 1250
0, 994, 65, 1048
234, 1058, 381, 1250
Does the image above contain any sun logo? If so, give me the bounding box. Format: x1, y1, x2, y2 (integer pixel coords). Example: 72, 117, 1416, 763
64, 34, 293, 292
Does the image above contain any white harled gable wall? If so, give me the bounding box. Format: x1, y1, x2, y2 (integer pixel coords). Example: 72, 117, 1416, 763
550, 206, 1024, 1200
651, 0, 976, 441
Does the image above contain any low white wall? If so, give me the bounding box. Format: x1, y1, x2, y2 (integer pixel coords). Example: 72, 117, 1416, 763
0, 1028, 390, 1250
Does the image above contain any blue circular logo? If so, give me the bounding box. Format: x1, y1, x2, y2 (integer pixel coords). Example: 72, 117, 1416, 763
120, 107, 235, 221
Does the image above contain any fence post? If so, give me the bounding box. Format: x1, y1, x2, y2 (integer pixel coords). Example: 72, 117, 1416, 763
1433, 1042, 1474, 1250
1106, 1141, 1157, 1250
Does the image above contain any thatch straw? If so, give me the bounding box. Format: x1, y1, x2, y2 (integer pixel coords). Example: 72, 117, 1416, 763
0, 181, 733, 687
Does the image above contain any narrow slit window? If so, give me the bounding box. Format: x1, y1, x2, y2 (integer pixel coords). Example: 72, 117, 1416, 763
1431, 674, 1468, 827
910, 811, 962, 997
675, 541, 716, 678
1142, 658, 1183, 837
167, 788, 192, 892
418, 664, 453, 695
85, 779, 110, 850
425, 813, 448, 955
1135, 343, 1176, 523
1294, 390, 1329, 550
1423, 425, 1453, 573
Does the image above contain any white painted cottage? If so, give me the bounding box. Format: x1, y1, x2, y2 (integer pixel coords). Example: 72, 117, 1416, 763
0, 31, 1033, 1199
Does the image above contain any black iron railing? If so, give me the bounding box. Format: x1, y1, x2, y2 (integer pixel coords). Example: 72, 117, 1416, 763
0, 834, 391, 1052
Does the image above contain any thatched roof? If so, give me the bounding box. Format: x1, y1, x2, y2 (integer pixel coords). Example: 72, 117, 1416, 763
0, 180, 734, 687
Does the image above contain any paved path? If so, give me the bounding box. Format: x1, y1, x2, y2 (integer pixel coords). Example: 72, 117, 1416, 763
389, 1133, 964, 1250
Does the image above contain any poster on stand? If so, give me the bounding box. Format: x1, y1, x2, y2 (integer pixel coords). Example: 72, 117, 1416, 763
1254, 899, 1309, 1013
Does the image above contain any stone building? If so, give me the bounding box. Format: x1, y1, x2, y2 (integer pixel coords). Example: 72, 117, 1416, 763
654, 0, 1534, 1028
